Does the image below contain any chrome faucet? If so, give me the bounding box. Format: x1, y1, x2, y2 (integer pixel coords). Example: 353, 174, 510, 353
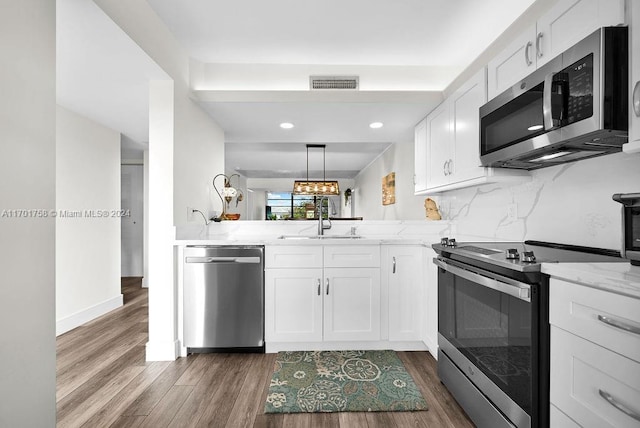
317, 196, 332, 235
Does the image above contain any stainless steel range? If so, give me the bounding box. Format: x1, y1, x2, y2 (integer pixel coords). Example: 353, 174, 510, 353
432, 239, 622, 428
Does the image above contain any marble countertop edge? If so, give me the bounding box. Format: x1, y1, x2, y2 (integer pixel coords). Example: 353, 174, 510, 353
542, 262, 640, 300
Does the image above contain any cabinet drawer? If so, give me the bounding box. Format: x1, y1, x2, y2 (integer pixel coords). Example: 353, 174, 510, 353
323, 245, 380, 268
549, 278, 640, 363
551, 326, 640, 428
264, 245, 322, 268
550, 404, 580, 428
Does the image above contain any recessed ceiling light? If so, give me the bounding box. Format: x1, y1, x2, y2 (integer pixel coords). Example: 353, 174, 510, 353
527, 124, 543, 131
280, 122, 294, 129
369, 122, 384, 129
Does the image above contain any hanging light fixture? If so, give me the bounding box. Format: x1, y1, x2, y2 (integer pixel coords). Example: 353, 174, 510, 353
293, 144, 340, 196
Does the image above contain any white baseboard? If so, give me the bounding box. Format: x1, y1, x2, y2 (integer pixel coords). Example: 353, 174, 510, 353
265, 340, 428, 354
142, 276, 149, 288
56, 294, 123, 336
145, 339, 180, 361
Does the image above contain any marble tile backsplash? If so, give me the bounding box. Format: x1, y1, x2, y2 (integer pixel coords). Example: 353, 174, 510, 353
435, 152, 640, 250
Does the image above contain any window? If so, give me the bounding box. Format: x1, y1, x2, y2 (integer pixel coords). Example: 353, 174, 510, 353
265, 192, 329, 220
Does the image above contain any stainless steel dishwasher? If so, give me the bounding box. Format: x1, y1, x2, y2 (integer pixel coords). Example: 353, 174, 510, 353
183, 245, 264, 352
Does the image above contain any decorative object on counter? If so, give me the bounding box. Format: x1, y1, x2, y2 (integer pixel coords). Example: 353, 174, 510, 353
264, 350, 428, 414
293, 144, 340, 196
344, 188, 352, 206
212, 173, 243, 221
424, 198, 442, 220
382, 172, 395, 205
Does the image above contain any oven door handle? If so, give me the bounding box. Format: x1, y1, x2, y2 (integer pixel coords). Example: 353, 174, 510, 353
433, 258, 531, 302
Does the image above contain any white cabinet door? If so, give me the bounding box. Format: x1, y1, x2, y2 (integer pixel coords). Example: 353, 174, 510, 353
265, 268, 323, 342
551, 326, 640, 428
424, 248, 438, 356
426, 101, 452, 189
537, 0, 625, 68
627, 0, 640, 154
487, 0, 624, 100
487, 25, 536, 99
450, 68, 487, 184
414, 118, 428, 194
386, 246, 423, 342
323, 267, 381, 342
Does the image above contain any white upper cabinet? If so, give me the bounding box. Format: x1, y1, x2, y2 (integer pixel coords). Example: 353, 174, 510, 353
487, 24, 537, 99
425, 100, 452, 190
415, 68, 526, 194
626, 0, 640, 154
414, 118, 428, 194
488, 0, 625, 100
450, 68, 488, 184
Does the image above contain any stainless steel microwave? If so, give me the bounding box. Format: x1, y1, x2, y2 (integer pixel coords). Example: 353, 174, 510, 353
613, 193, 640, 266
480, 27, 628, 170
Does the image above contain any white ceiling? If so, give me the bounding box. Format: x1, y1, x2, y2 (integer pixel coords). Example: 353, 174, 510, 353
57, 0, 537, 177
56, 0, 168, 144
145, 0, 535, 67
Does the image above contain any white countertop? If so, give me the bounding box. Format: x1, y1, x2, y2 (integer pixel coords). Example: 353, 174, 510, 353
173, 220, 453, 247
542, 262, 640, 299
174, 235, 434, 247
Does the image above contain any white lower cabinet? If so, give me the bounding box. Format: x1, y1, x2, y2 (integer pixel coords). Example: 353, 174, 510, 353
323, 267, 381, 341
384, 245, 424, 342
265, 268, 323, 342
264, 245, 381, 348
549, 277, 640, 428
423, 248, 438, 356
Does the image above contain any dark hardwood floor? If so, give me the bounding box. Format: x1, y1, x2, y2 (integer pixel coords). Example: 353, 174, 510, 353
56, 278, 474, 427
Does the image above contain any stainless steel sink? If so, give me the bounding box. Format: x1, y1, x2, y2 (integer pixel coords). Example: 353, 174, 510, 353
278, 235, 362, 240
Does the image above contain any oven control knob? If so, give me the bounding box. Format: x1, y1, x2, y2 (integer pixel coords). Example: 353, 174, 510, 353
520, 251, 536, 262
505, 248, 519, 259
440, 237, 449, 246
447, 239, 457, 247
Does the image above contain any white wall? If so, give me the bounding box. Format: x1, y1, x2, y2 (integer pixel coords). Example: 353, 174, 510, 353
354, 142, 426, 220
94, 0, 226, 360
94, 0, 226, 225
0, 1, 56, 425
56, 106, 123, 335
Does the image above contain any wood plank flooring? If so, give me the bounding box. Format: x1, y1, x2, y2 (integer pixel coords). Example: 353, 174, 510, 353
56, 278, 474, 427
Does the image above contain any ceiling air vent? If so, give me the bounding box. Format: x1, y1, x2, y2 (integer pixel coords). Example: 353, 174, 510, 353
310, 76, 359, 90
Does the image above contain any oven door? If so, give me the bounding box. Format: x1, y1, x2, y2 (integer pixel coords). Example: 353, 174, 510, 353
435, 257, 534, 428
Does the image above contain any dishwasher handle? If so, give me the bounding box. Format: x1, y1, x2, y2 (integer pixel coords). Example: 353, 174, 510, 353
185, 256, 262, 264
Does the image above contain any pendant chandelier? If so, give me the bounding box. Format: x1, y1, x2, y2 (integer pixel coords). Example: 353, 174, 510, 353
293, 144, 340, 196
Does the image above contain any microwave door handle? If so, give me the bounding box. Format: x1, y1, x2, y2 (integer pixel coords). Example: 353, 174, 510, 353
433, 258, 531, 302
542, 72, 555, 130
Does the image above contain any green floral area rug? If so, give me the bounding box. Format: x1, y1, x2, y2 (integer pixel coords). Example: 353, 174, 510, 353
264, 350, 428, 413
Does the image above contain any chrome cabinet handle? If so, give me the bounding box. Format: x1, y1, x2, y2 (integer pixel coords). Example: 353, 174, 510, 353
597, 314, 640, 335
443, 160, 448, 176
599, 389, 640, 422
317, 278, 321, 296
392, 256, 396, 274
525, 40, 533, 66
448, 159, 453, 176
326, 278, 330, 295
536, 32, 543, 58
633, 80, 640, 117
